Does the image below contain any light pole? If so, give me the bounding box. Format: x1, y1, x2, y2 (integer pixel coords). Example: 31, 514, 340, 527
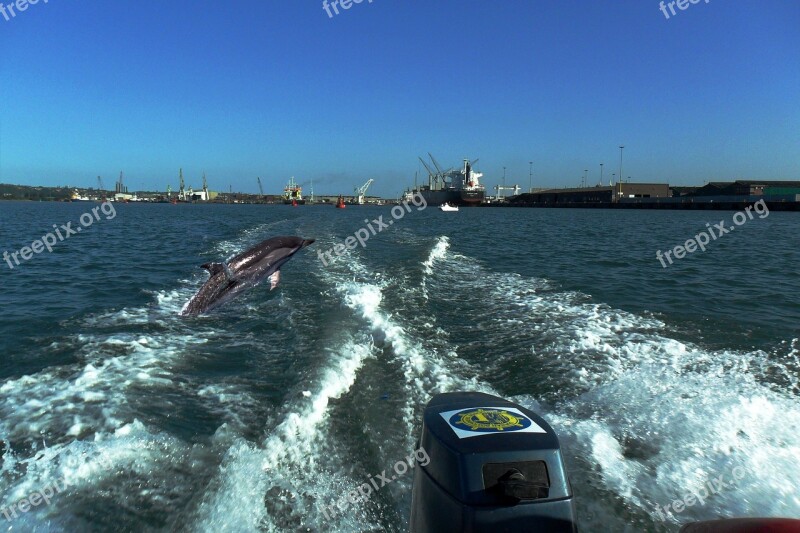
583, 169, 588, 188
600, 163, 604, 186
619, 145, 625, 196
502, 166, 506, 200
529, 161, 533, 193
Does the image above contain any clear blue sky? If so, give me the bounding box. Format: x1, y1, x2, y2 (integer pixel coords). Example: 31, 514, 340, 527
1, 0, 798, 197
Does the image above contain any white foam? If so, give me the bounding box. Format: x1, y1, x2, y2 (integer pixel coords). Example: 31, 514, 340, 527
192, 261, 380, 531
540, 351, 800, 526
191, 248, 496, 531
416, 253, 800, 528
0, 318, 209, 529
0, 225, 326, 530
0, 420, 190, 528
0, 329, 208, 446
343, 281, 492, 432
422, 236, 449, 276
193, 335, 376, 532
465, 277, 800, 527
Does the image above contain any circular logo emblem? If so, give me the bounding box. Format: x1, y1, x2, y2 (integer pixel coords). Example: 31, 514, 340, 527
450, 408, 532, 433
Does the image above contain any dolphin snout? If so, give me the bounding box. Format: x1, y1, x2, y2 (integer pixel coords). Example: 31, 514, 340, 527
302, 239, 315, 247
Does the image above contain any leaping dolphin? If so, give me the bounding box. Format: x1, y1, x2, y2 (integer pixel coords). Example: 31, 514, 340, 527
180, 236, 315, 316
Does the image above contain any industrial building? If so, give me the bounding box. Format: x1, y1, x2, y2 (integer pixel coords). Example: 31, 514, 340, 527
679, 180, 800, 198
517, 183, 670, 205
509, 179, 800, 210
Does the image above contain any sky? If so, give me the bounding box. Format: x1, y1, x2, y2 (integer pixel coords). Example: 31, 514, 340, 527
0, 0, 798, 197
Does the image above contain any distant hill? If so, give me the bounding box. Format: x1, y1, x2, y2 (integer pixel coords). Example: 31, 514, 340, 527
0, 183, 74, 201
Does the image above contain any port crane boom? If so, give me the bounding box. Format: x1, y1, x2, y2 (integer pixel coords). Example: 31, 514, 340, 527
419, 157, 438, 185
428, 153, 445, 176
178, 169, 186, 201
427, 153, 454, 185
97, 176, 106, 197
257, 177, 265, 196
354, 179, 374, 205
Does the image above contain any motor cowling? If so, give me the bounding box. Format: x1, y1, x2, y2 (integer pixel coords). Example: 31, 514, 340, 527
410, 392, 577, 533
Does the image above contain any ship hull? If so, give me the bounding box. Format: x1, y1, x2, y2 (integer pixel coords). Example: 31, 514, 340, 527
416, 189, 484, 206
283, 199, 306, 205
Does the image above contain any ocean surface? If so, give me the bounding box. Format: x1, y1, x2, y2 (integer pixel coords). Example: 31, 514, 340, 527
0, 201, 798, 532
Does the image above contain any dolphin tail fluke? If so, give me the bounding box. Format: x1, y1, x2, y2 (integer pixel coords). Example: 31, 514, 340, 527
269, 270, 281, 290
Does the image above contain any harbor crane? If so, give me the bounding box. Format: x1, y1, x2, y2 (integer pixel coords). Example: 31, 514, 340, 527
419, 157, 439, 185
178, 168, 186, 201
428, 153, 449, 176
428, 153, 444, 175
354, 179, 374, 205
428, 153, 455, 179
96, 176, 106, 200
257, 177, 265, 197
202, 173, 209, 200
420, 153, 455, 187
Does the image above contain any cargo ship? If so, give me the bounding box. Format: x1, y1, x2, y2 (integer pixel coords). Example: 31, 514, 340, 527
412, 156, 485, 206
283, 177, 305, 205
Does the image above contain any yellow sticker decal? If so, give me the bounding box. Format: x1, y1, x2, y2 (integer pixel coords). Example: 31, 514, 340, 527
440, 407, 547, 439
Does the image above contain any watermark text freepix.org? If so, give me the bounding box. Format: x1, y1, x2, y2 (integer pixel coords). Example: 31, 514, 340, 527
1, 478, 67, 521
319, 446, 430, 520
3, 201, 117, 270
317, 192, 427, 267
1, 0, 49, 23
659, 0, 710, 20
1, 452, 115, 522
656, 199, 768, 268
323, 0, 373, 19
653, 464, 747, 521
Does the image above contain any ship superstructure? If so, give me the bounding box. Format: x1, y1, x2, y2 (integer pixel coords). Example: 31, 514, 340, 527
283, 177, 305, 204
413, 155, 485, 206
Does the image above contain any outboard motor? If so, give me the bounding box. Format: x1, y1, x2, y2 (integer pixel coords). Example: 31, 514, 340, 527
410, 392, 577, 532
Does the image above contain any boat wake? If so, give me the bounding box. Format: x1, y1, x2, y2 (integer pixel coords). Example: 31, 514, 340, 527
2, 225, 797, 532
414, 236, 800, 530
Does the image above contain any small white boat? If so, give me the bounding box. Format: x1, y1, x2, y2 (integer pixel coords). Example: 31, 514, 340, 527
439, 203, 459, 212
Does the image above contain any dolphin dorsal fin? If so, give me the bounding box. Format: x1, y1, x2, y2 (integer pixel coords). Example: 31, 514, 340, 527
201, 262, 226, 276
201, 262, 238, 282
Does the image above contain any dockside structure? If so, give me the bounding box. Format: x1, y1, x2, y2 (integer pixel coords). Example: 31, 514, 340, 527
510, 180, 800, 210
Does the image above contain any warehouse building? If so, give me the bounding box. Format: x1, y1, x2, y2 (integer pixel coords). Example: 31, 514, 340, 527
516, 183, 671, 205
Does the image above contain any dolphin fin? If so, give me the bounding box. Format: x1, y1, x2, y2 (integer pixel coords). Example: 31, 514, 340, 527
201, 262, 238, 282
201, 262, 226, 276
269, 270, 281, 290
